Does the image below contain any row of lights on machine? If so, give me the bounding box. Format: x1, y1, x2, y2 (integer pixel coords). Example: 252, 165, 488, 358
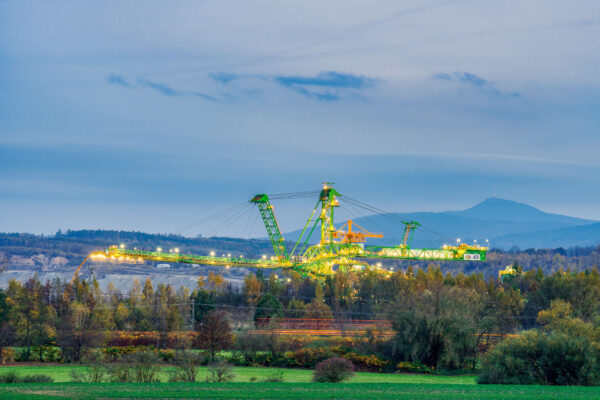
443, 238, 490, 248
119, 244, 180, 253
118, 243, 271, 261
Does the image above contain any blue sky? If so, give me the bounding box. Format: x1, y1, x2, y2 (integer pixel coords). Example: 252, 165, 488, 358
1, 0, 600, 236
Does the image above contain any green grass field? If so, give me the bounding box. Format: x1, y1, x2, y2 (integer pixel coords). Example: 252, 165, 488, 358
0, 365, 597, 399
0, 364, 476, 384
0, 382, 598, 400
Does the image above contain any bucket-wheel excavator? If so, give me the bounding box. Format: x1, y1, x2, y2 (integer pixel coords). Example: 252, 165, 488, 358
73, 183, 487, 282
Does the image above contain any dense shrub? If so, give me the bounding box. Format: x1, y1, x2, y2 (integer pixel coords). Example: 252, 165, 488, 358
70, 366, 107, 383
103, 346, 140, 361
11, 346, 63, 363
313, 357, 355, 383
70, 353, 108, 383
14, 347, 30, 362
158, 349, 176, 363
21, 374, 54, 383
72, 350, 163, 383
288, 347, 337, 368
0, 371, 20, 383
276, 335, 314, 351
232, 332, 265, 366
343, 352, 391, 372
273, 335, 359, 352
103, 346, 174, 362
40, 346, 63, 362
106, 362, 135, 383
0, 372, 53, 383
227, 342, 392, 371
106, 331, 198, 348
169, 351, 204, 382
102, 349, 162, 383
396, 361, 435, 374
124, 350, 162, 383
107, 331, 159, 347
263, 370, 284, 382
253, 352, 288, 367
478, 330, 600, 385
205, 362, 235, 382
1, 348, 15, 364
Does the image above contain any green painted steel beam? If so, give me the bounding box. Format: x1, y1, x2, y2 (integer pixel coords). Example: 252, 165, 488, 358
102, 247, 286, 269
249, 194, 289, 261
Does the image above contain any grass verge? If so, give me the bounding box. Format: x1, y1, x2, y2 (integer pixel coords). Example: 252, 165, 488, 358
0, 382, 598, 400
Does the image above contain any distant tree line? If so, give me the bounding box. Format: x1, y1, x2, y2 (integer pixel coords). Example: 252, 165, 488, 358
0, 230, 275, 263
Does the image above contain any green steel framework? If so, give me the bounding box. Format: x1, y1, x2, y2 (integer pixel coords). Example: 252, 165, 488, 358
249, 194, 288, 261
85, 183, 488, 280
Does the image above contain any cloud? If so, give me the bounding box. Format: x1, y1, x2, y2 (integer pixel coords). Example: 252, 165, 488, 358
137, 78, 179, 96
209, 72, 238, 84
455, 72, 487, 87
275, 71, 373, 89
433, 71, 520, 97
432, 73, 452, 81
274, 71, 374, 101
107, 74, 221, 102
189, 70, 375, 102
190, 91, 220, 102
107, 74, 131, 87
291, 88, 340, 101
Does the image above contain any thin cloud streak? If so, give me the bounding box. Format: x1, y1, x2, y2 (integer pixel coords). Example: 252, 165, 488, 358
209, 72, 238, 84
433, 71, 520, 97
112, 71, 375, 102
273, 71, 375, 101
107, 74, 131, 87
274, 71, 374, 89
106, 75, 222, 102
137, 78, 179, 97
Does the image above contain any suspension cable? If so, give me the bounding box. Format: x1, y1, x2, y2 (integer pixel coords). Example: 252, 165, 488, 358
340, 196, 454, 244
171, 202, 248, 233
206, 204, 253, 237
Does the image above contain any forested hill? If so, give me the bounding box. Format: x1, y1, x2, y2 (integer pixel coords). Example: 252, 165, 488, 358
0, 230, 274, 262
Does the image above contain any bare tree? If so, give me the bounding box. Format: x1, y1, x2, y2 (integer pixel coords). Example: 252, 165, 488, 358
195, 310, 233, 360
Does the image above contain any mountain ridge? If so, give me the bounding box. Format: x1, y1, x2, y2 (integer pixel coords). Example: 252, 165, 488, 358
284, 197, 599, 250
448, 197, 594, 225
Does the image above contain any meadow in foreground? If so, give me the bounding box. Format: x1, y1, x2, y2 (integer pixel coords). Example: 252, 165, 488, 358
0, 364, 476, 384
0, 366, 598, 400
0, 382, 598, 400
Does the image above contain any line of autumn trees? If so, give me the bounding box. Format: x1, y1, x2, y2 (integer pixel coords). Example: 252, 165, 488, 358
0, 263, 600, 372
